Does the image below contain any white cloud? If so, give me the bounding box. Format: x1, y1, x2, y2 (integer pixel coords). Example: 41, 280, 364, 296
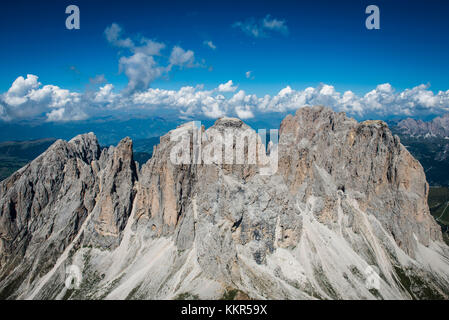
131, 82, 449, 119
134, 38, 165, 56
94, 84, 117, 103
4, 74, 41, 106
279, 86, 293, 96
119, 52, 165, 93
218, 80, 237, 92
104, 23, 198, 93
105, 23, 166, 56
46, 107, 87, 122
245, 71, 254, 79
233, 18, 261, 38
2, 75, 449, 122
169, 46, 196, 68
28, 85, 80, 108
104, 23, 134, 49
203, 40, 216, 50
233, 15, 289, 38
262, 15, 288, 35
0, 104, 8, 121
202, 99, 226, 118
319, 84, 336, 96
46, 108, 66, 121
132, 85, 222, 118
0, 74, 83, 121
235, 105, 254, 119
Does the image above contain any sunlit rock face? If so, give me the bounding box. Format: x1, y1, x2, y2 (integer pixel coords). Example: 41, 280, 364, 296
1, 106, 449, 300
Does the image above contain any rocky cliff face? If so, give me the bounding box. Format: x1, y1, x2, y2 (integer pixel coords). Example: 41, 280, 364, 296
279, 108, 441, 256
1, 107, 449, 300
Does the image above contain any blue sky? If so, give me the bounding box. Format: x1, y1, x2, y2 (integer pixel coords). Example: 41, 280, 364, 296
1, 0, 449, 123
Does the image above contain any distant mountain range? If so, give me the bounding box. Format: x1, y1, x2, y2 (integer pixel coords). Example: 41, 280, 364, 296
0, 116, 180, 146
392, 113, 449, 187
0, 113, 287, 147
396, 113, 449, 138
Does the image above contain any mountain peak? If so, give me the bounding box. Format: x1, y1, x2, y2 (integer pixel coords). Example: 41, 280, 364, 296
68, 132, 100, 163
213, 117, 246, 129
1, 107, 449, 300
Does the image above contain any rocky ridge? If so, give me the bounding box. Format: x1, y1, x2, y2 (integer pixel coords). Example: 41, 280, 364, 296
1, 106, 449, 300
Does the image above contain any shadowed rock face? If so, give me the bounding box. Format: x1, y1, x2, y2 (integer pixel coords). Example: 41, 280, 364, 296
1, 107, 449, 300
0, 133, 101, 290
0, 133, 137, 298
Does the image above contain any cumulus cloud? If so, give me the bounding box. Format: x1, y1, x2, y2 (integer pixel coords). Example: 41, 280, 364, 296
131, 85, 223, 118
235, 105, 254, 119
104, 23, 198, 93
217, 80, 237, 92
46, 107, 87, 122
134, 39, 166, 56
2, 75, 449, 122
119, 53, 165, 93
0, 74, 83, 121
203, 40, 216, 50
130, 82, 449, 120
104, 23, 134, 49
94, 84, 117, 103
233, 15, 289, 38
169, 46, 196, 69
0, 104, 8, 121
245, 71, 254, 79
4, 74, 41, 106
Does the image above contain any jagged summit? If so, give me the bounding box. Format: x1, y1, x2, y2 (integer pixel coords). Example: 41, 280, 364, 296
213, 117, 245, 128
1, 106, 449, 300
68, 132, 101, 164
